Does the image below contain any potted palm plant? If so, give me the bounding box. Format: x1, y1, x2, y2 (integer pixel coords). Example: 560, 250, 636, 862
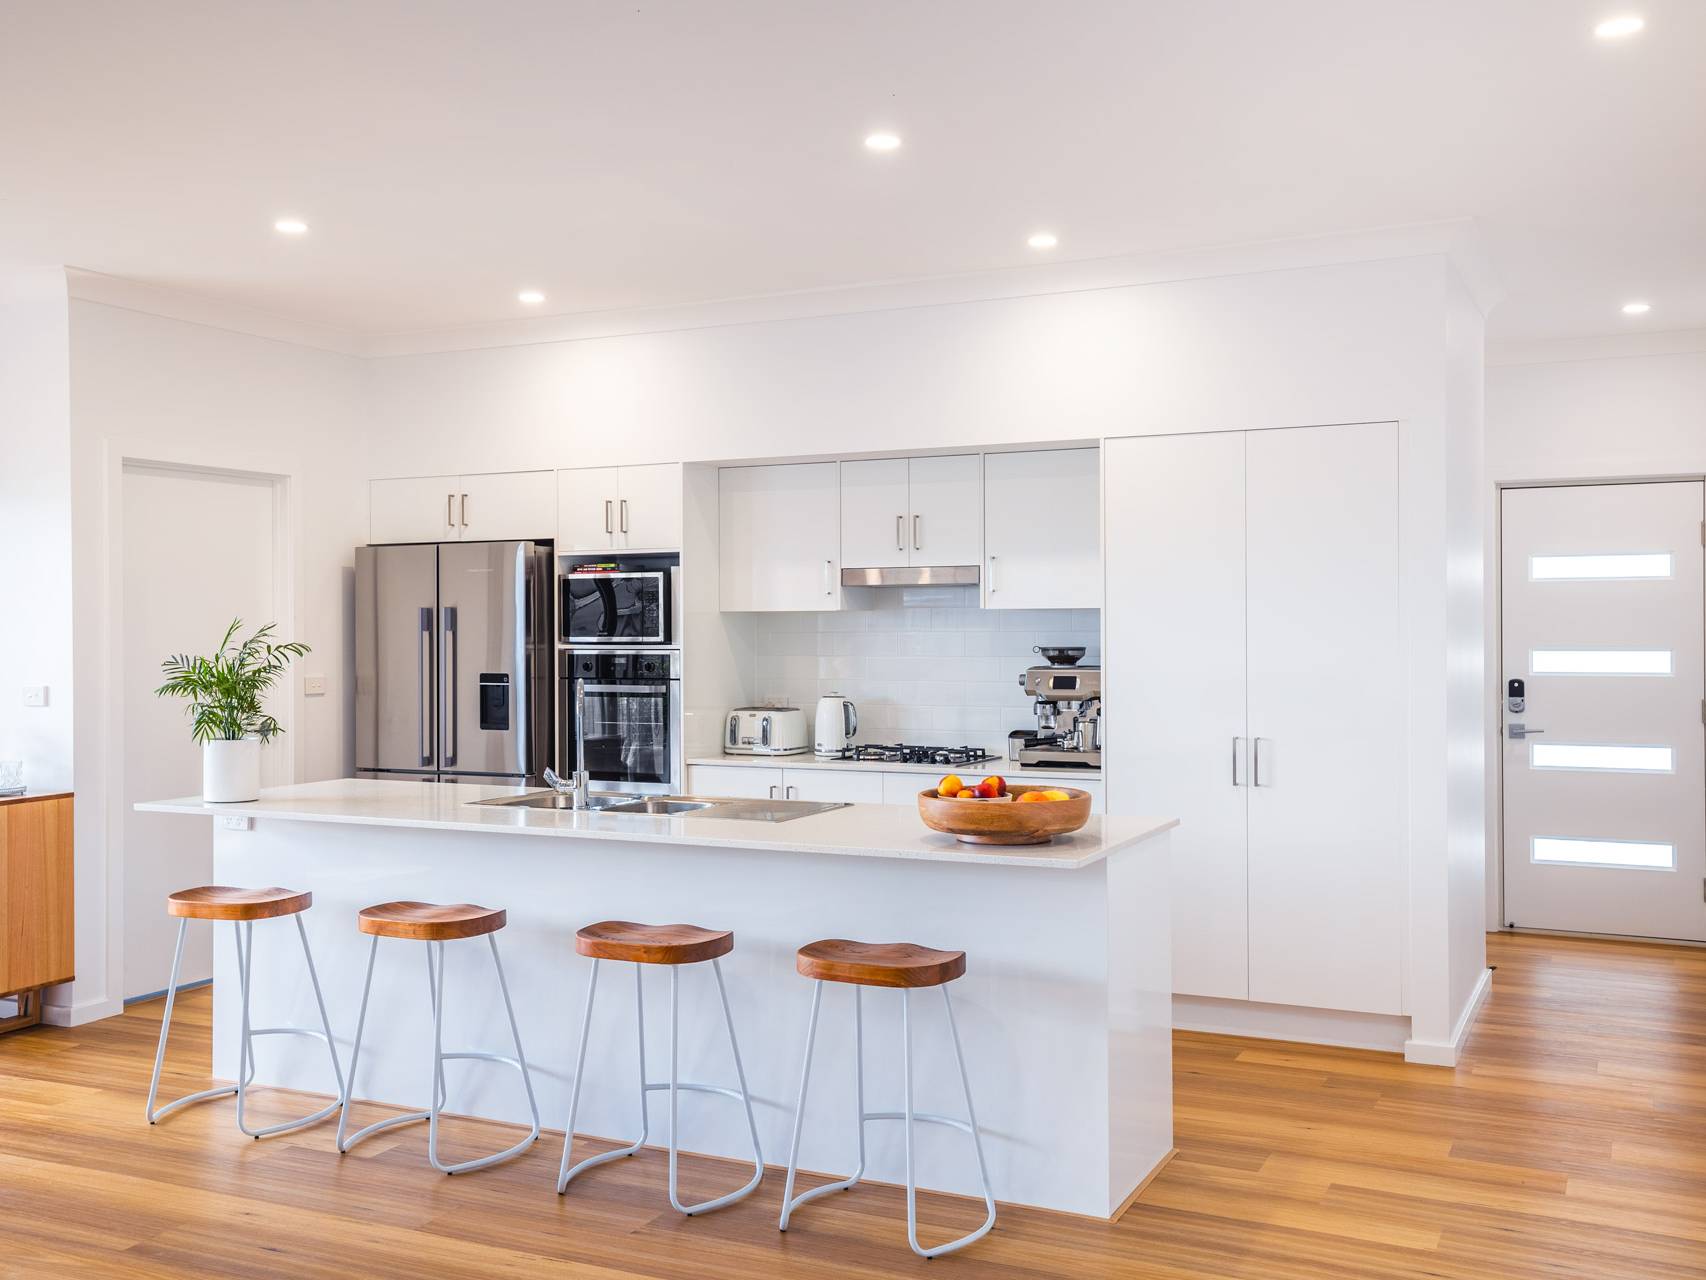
155, 619, 309, 803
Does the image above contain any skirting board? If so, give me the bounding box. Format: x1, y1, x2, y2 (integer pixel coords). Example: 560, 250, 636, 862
1174, 995, 1409, 1055
1403, 967, 1493, 1067
41, 996, 125, 1028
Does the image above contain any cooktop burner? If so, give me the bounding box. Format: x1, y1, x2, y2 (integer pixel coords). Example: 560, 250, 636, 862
842, 743, 1001, 766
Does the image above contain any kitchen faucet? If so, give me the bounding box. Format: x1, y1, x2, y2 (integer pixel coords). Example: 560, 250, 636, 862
544, 678, 592, 809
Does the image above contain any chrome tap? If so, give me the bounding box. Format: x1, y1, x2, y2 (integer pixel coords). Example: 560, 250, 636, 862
542, 765, 590, 809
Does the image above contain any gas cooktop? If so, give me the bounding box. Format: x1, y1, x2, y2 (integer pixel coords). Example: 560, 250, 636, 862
838, 743, 1001, 766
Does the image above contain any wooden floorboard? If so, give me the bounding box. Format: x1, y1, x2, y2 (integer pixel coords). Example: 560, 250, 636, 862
0, 932, 1701, 1277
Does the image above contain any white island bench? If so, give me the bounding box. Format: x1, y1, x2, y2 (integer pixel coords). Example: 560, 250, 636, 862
137, 778, 1175, 1218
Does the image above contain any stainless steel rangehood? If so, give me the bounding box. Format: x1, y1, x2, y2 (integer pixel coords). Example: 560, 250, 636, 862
840, 565, 981, 587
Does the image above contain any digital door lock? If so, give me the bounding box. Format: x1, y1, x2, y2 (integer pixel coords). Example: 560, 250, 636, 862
1505, 678, 1543, 739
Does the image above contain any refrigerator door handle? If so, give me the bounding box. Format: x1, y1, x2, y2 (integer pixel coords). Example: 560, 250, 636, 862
419, 607, 434, 766
442, 606, 458, 767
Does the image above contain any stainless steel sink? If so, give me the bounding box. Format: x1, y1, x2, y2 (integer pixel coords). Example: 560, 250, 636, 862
470, 790, 847, 822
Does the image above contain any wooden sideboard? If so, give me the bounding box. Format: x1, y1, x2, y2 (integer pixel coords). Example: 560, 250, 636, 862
0, 792, 74, 1033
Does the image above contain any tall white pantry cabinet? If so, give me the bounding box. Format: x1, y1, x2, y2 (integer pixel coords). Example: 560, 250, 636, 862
1105, 422, 1404, 1017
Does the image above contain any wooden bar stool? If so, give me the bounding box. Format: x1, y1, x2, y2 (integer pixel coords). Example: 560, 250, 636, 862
778, 939, 997, 1259
146, 886, 344, 1138
336, 901, 540, 1174
555, 921, 764, 1215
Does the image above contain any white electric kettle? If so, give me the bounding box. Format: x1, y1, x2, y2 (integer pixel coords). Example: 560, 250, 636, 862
814, 693, 858, 757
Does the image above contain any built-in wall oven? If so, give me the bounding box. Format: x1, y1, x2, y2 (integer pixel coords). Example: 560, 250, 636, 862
560, 556, 678, 646
560, 647, 683, 795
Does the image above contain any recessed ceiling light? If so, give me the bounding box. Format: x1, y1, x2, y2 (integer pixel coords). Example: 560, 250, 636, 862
1594, 14, 1645, 38
518, 290, 546, 305
1027, 231, 1059, 250
1621, 300, 1652, 315
864, 132, 902, 152
273, 218, 309, 235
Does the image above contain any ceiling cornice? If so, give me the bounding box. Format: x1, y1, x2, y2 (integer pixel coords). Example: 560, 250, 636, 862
65, 268, 363, 356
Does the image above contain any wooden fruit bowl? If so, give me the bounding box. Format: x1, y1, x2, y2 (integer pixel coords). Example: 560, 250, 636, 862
917, 784, 1092, 845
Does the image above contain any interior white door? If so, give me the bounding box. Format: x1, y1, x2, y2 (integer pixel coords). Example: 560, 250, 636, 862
984, 448, 1100, 609
558, 467, 619, 552
615, 463, 682, 551
1104, 431, 1250, 999
124, 464, 280, 999
907, 454, 982, 566
840, 458, 910, 569
1501, 482, 1706, 941
1246, 423, 1402, 1015
457, 470, 555, 542
370, 474, 458, 544
718, 463, 842, 611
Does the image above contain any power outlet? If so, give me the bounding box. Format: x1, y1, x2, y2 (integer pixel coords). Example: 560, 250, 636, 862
217, 814, 254, 832
22, 686, 48, 707
303, 674, 328, 697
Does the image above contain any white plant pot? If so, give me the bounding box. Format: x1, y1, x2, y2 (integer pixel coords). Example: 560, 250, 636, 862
203, 737, 261, 803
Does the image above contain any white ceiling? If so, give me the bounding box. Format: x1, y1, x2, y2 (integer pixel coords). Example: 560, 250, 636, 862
2, 0, 1701, 344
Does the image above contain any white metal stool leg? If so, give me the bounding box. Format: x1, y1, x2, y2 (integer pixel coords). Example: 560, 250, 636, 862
778, 981, 995, 1258
148, 915, 344, 1137
340, 934, 540, 1174
558, 957, 764, 1215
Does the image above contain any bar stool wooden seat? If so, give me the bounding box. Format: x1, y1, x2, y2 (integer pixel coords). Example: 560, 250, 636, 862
556, 920, 763, 1215
779, 937, 996, 1259
146, 885, 344, 1139
337, 899, 539, 1175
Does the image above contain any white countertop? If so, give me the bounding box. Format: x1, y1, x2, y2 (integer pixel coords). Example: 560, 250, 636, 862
137, 778, 1169, 870
688, 754, 1102, 781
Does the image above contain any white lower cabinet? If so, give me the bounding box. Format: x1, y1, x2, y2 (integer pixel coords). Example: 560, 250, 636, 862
687, 764, 783, 799
1105, 423, 1403, 1017
782, 769, 885, 805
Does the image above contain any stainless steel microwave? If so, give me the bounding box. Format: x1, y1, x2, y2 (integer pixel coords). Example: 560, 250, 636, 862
560, 569, 673, 645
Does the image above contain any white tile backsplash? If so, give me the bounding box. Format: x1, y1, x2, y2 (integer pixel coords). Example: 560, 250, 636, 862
751, 586, 1099, 755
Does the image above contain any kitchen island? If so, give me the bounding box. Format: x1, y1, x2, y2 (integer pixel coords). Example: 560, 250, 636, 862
136, 779, 1174, 1218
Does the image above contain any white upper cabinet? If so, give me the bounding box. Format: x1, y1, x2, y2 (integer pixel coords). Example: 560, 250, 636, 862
457, 470, 556, 542
557, 467, 620, 552
983, 448, 1101, 609
719, 462, 842, 612
557, 463, 683, 554
370, 475, 460, 544
370, 471, 553, 544
841, 454, 982, 570
841, 458, 910, 569
908, 453, 982, 566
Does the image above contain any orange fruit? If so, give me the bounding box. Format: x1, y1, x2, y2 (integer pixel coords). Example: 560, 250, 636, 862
956, 788, 979, 800
1015, 791, 1048, 803
1041, 789, 1072, 801
938, 774, 963, 798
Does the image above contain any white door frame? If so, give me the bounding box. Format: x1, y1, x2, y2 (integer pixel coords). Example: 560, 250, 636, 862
1489, 472, 1706, 940
69, 437, 302, 1027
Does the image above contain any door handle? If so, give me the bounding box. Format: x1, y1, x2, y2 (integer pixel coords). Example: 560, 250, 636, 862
442, 607, 458, 767
420, 608, 434, 766
605, 499, 613, 535
1232, 736, 1246, 787
619, 499, 629, 535
460, 493, 469, 528
913, 513, 921, 551
1507, 724, 1545, 740
897, 515, 904, 552
1252, 737, 1270, 786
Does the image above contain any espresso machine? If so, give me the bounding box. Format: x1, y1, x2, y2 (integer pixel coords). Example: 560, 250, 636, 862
1008, 646, 1102, 769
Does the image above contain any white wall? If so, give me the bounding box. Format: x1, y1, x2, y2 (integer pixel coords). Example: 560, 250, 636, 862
0, 270, 73, 792
58, 298, 365, 1023
362, 251, 1488, 1058
1482, 341, 1706, 929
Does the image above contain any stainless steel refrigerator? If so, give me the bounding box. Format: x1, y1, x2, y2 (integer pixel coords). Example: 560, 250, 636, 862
355, 541, 552, 785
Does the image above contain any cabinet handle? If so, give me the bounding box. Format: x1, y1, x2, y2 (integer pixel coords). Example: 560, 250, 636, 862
989, 554, 998, 593
897, 515, 904, 552
604, 499, 613, 534
913, 513, 921, 551
769, 784, 779, 800
1232, 736, 1246, 787
620, 498, 629, 534
1253, 737, 1270, 786
824, 559, 833, 595
447, 493, 456, 529
786, 784, 797, 800
460, 493, 469, 528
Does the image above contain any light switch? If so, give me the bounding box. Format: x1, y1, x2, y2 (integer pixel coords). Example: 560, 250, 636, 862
22, 686, 48, 707
303, 675, 328, 697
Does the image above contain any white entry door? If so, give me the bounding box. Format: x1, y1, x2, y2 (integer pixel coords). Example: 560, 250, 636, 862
1501, 481, 1706, 941
123, 463, 283, 998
